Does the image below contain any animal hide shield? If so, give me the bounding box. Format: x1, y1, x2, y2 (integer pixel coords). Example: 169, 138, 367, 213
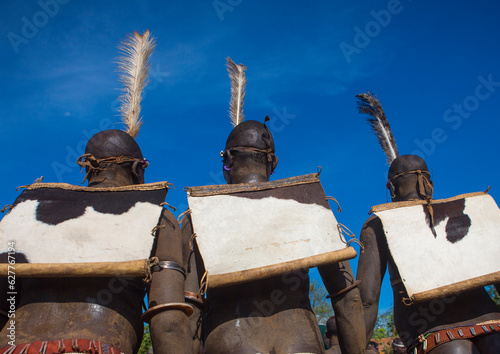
186, 173, 357, 287
0, 182, 170, 276
371, 192, 500, 302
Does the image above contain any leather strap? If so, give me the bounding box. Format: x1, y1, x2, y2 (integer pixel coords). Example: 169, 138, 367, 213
225, 146, 275, 162
408, 321, 500, 354
76, 153, 148, 183
0, 339, 123, 354
184, 291, 208, 311
150, 260, 186, 279
142, 302, 194, 323
326, 280, 361, 299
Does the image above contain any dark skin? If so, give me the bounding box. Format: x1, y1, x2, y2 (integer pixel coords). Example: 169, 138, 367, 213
180, 215, 206, 354
357, 162, 500, 353
202, 150, 365, 354
88, 159, 192, 354
148, 208, 192, 354
0, 135, 190, 353
324, 316, 341, 354
0, 163, 146, 353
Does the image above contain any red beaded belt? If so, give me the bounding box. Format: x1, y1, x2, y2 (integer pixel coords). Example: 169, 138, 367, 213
408, 320, 500, 354
0, 339, 123, 354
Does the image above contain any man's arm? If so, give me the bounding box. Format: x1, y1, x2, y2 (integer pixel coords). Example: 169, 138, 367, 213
356, 215, 388, 343
318, 260, 365, 354
181, 214, 205, 354
147, 210, 192, 354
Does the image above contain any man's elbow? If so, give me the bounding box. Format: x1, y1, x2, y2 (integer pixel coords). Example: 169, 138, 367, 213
149, 310, 192, 354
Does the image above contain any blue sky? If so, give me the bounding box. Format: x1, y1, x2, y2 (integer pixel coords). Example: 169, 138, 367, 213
1, 1, 499, 313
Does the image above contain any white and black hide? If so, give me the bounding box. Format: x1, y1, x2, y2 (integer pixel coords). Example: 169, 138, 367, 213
0, 183, 169, 266
372, 192, 500, 302
186, 173, 356, 287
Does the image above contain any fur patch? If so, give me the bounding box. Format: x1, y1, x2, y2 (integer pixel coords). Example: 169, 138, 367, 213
0, 187, 165, 263
188, 183, 348, 276
374, 194, 500, 296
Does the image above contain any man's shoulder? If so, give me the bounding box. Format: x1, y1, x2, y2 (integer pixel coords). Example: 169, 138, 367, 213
159, 208, 180, 231
360, 214, 387, 250
361, 214, 383, 231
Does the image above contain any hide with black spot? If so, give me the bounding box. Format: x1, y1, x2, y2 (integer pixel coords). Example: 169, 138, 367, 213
0, 183, 169, 267
185, 173, 357, 287
371, 192, 500, 302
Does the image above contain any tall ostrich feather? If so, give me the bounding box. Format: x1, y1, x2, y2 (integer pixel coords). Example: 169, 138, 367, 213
356, 92, 399, 164
226, 57, 247, 127
117, 30, 156, 138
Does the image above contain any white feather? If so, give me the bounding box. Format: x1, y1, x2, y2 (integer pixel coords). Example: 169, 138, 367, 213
226, 57, 247, 127
117, 30, 156, 138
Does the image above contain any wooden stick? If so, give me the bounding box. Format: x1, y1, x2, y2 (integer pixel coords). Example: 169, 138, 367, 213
410, 271, 500, 303
208, 247, 357, 288
371, 191, 487, 213
0, 260, 147, 278
187, 173, 320, 197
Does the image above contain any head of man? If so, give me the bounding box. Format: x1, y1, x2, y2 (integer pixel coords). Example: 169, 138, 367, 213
387, 154, 433, 202
78, 129, 148, 187
221, 120, 278, 184
324, 316, 338, 348
366, 340, 379, 353
391, 338, 406, 354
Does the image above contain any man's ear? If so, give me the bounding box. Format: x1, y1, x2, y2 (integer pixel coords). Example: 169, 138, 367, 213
131, 161, 144, 183
223, 149, 233, 183
271, 155, 279, 172
224, 149, 234, 168
386, 180, 395, 198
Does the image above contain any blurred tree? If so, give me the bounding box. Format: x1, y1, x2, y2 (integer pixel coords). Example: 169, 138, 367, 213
371, 308, 396, 353
379, 341, 392, 354
138, 324, 152, 354
310, 279, 334, 325
372, 307, 395, 340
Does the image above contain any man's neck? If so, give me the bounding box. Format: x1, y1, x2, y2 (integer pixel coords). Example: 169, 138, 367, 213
87, 170, 135, 188
229, 173, 269, 184
392, 189, 427, 202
